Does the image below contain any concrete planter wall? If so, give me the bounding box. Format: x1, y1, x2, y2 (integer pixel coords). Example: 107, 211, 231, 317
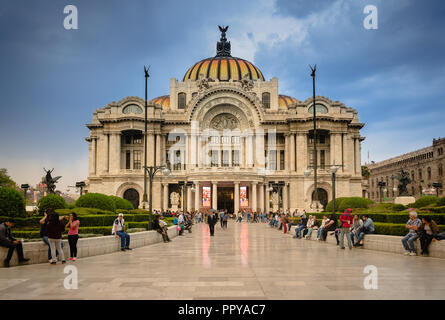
0, 226, 178, 268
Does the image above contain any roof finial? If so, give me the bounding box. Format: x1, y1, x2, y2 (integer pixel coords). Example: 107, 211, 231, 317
216, 25, 231, 57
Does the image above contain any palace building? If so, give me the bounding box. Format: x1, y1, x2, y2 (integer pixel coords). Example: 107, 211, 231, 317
84, 27, 365, 212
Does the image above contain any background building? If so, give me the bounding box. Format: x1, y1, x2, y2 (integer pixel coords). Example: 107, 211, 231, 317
84, 28, 364, 211
367, 137, 445, 201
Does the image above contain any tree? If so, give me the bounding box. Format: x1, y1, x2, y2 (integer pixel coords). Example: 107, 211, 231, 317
361, 165, 370, 179
0, 168, 17, 189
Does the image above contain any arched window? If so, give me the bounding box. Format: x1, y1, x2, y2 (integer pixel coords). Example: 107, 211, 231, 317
418, 168, 422, 180
411, 170, 415, 181
178, 92, 186, 109
262, 92, 270, 109
427, 167, 432, 180
439, 164, 443, 177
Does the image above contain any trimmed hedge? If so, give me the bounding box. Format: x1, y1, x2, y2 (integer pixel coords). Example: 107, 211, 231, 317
55, 207, 115, 216
435, 197, 445, 207
410, 196, 438, 208
0, 187, 26, 217
326, 197, 374, 212
374, 222, 445, 236
37, 194, 67, 214
109, 196, 134, 211
75, 193, 116, 212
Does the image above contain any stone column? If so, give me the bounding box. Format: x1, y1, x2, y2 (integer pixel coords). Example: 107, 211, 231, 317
265, 185, 270, 213
190, 134, 196, 168
251, 182, 257, 212
355, 137, 361, 176
241, 136, 246, 168
290, 133, 295, 172
109, 133, 121, 174
163, 183, 169, 210
296, 132, 308, 174
258, 183, 264, 213
194, 182, 200, 211
247, 134, 254, 167
155, 134, 161, 167
187, 185, 192, 212
197, 135, 202, 168
234, 181, 240, 214
285, 134, 289, 172
283, 183, 288, 211
89, 138, 97, 176
212, 182, 218, 210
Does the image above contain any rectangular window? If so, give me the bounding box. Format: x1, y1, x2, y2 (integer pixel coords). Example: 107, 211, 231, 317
319, 135, 326, 144
133, 151, 141, 169
320, 150, 325, 169
211, 150, 218, 167
125, 136, 132, 145
133, 134, 142, 144
280, 150, 285, 170
269, 150, 277, 170
222, 150, 229, 167
232, 150, 240, 166
126, 151, 131, 169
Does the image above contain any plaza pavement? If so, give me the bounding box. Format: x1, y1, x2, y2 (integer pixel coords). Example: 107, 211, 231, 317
0, 221, 444, 300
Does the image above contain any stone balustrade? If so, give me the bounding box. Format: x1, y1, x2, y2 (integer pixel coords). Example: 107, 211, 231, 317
0, 226, 178, 268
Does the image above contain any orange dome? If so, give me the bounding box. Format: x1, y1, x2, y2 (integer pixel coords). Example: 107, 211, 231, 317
149, 95, 170, 109
278, 95, 299, 109
183, 56, 264, 82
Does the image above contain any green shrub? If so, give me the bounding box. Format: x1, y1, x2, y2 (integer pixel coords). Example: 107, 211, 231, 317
430, 206, 445, 213
392, 204, 407, 212
0, 216, 40, 227
435, 197, 445, 207
129, 209, 150, 214
326, 197, 374, 212
75, 193, 116, 212
37, 194, 67, 214
0, 187, 26, 217
410, 196, 438, 208
109, 196, 134, 210
127, 222, 148, 229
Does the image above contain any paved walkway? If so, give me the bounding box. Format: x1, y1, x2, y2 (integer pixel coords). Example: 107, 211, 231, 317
1, 222, 444, 300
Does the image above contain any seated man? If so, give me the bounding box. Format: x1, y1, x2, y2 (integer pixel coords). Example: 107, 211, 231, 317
153, 215, 170, 243
294, 215, 308, 239
354, 214, 375, 247
112, 213, 132, 251
0, 218, 30, 268
401, 210, 421, 256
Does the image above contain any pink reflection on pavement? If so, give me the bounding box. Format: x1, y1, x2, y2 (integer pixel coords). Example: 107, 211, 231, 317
202, 224, 211, 267
240, 223, 249, 266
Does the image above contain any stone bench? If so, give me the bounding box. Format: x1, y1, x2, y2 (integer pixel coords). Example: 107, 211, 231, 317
301, 229, 445, 259
0, 226, 178, 268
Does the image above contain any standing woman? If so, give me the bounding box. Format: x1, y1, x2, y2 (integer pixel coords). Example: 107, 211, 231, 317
46, 213, 66, 264
66, 212, 80, 261
223, 211, 229, 230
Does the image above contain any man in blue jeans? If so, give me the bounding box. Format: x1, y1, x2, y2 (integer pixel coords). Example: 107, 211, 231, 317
112, 213, 132, 251
401, 210, 421, 256
354, 215, 375, 247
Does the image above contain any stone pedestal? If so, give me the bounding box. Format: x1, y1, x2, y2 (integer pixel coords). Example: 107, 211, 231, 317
171, 205, 179, 211
394, 196, 416, 206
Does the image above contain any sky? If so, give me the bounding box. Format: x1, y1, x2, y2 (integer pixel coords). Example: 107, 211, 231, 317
0, 0, 444, 191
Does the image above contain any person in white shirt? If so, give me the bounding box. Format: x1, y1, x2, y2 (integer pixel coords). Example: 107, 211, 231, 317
317, 215, 330, 240
112, 213, 131, 251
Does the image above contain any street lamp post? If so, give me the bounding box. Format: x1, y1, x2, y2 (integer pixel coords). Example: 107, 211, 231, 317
75, 181, 86, 196
143, 65, 150, 209
432, 182, 443, 197
144, 165, 171, 229
309, 64, 319, 210
21, 184, 29, 205
178, 181, 185, 212
330, 166, 341, 215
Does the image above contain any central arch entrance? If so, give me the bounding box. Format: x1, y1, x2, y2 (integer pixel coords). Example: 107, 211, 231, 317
217, 187, 234, 213
123, 188, 140, 209
312, 188, 328, 210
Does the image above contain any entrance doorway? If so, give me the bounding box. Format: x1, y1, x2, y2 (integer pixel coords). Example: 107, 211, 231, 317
123, 188, 140, 209
312, 188, 328, 209
217, 187, 234, 213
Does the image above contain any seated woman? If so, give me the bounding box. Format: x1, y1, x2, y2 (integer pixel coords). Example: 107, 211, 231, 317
418, 216, 439, 256
350, 214, 363, 244
305, 216, 319, 239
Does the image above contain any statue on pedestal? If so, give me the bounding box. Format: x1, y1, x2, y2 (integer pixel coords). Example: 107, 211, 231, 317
43, 168, 61, 194
170, 192, 180, 211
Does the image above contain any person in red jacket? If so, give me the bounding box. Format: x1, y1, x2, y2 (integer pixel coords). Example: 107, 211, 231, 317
339, 208, 354, 250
